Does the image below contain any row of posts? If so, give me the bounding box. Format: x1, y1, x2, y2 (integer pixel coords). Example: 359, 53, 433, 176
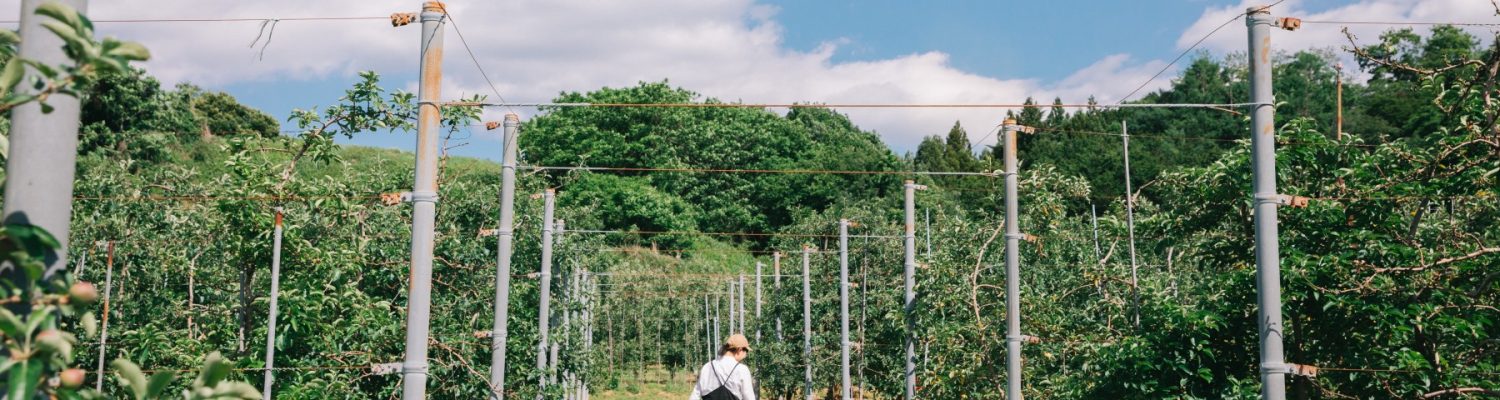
0, 0, 1287, 397
93, 7, 1289, 397
272, 3, 1285, 399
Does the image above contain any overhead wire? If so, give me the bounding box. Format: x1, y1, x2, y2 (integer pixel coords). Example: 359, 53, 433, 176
1115, 0, 1288, 104
439, 6, 520, 116
0, 16, 389, 24
452, 101, 1263, 110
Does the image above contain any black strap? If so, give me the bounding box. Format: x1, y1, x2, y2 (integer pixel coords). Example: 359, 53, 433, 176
703, 361, 742, 392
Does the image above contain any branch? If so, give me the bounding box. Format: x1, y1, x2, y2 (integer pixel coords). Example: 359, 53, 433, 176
1421, 387, 1499, 399
1371, 247, 1500, 273
970, 220, 1005, 328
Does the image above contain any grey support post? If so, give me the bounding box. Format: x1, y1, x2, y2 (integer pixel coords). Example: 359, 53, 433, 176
1247, 6, 1288, 400
263, 209, 285, 400
401, 3, 445, 399
903, 180, 926, 400
839, 220, 852, 400
802, 246, 813, 400
490, 113, 521, 398
1002, 118, 1025, 400
536, 189, 556, 400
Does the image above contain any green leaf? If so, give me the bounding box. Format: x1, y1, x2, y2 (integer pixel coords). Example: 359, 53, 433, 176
7, 359, 42, 400
0, 58, 23, 97
38, 20, 84, 49
0, 308, 25, 339
34, 2, 84, 33
193, 352, 231, 388
111, 358, 149, 400
0, 29, 18, 45
104, 41, 150, 61
144, 370, 175, 398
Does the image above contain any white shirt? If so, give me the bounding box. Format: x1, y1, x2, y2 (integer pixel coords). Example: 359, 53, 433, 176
688, 355, 756, 400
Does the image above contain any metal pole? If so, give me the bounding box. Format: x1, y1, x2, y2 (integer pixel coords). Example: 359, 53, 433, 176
1001, 118, 1024, 400
903, 180, 925, 400
925, 209, 932, 258
1122, 120, 1140, 329
802, 246, 813, 400
401, 4, 444, 399
3, 0, 88, 279
774, 252, 783, 340
94, 242, 114, 391
755, 262, 763, 343
537, 189, 556, 400
490, 114, 520, 399
1335, 62, 1343, 141
839, 220, 851, 400
704, 294, 712, 360
738, 273, 747, 334
728, 280, 737, 334
262, 209, 285, 400
550, 220, 565, 386
1090, 204, 1102, 263
1247, 7, 1288, 400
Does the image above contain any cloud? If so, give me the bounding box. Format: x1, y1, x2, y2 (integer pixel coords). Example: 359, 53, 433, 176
12, 0, 1191, 151
1180, 0, 1498, 65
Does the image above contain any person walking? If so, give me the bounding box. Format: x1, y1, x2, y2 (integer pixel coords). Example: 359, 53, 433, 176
689, 334, 756, 400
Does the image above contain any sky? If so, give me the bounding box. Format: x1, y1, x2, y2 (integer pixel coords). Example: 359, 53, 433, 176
4, 0, 1498, 160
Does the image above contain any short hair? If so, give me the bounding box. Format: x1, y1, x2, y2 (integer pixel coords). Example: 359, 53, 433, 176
719, 344, 748, 355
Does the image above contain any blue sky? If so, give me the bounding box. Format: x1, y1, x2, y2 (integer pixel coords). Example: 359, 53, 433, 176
6, 0, 1491, 160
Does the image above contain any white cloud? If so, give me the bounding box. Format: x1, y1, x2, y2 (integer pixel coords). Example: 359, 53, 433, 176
1181, 0, 1498, 66
9, 0, 1196, 151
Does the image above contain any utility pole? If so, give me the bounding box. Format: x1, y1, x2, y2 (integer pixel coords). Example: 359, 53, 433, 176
536, 189, 556, 400
1002, 118, 1025, 400
703, 294, 712, 360
839, 219, 852, 400
401, 3, 445, 399
1247, 7, 1289, 400
3, 0, 89, 279
94, 242, 114, 391
1122, 120, 1140, 329
903, 180, 926, 400
490, 114, 520, 399
263, 208, 285, 400
802, 246, 813, 400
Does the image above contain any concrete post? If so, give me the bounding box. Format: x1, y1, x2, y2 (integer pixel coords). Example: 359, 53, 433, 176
839, 220, 851, 400
262, 209, 285, 400
903, 180, 926, 400
536, 189, 556, 400
1247, 7, 1288, 400
755, 262, 763, 343
401, 3, 445, 399
802, 246, 813, 400
774, 252, 783, 340
3, 0, 89, 279
1002, 118, 1024, 400
1090, 204, 1102, 263
728, 280, 737, 334
738, 273, 747, 334
489, 113, 521, 398
94, 242, 114, 391
1122, 120, 1140, 329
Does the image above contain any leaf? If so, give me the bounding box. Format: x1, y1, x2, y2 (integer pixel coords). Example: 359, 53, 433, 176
104, 41, 150, 61
34, 2, 84, 33
144, 370, 175, 398
39, 20, 85, 49
0, 29, 18, 45
7, 359, 42, 400
0, 308, 25, 339
111, 358, 149, 400
0, 58, 23, 97
193, 352, 231, 388
81, 311, 97, 337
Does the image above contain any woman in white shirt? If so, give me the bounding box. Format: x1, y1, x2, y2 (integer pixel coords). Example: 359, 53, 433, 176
689, 334, 756, 400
